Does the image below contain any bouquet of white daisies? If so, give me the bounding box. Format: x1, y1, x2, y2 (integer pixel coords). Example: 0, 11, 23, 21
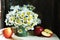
5, 5, 41, 31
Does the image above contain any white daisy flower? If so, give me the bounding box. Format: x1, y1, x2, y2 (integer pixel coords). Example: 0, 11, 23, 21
5, 4, 41, 31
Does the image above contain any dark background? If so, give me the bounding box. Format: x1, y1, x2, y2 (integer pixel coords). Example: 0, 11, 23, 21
1, 0, 60, 38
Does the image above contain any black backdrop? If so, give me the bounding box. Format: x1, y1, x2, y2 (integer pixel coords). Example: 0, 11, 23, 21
1, 0, 60, 38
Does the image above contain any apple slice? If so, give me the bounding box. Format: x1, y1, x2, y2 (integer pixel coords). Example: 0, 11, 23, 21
44, 29, 53, 34
41, 29, 53, 37
41, 31, 51, 37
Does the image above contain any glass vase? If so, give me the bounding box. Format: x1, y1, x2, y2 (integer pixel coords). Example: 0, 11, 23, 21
15, 26, 28, 37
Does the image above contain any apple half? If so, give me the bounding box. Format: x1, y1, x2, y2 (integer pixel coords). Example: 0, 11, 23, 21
41, 29, 53, 37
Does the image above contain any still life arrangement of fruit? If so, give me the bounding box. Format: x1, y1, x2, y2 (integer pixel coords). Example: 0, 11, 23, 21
1, 4, 54, 39
34, 26, 53, 37
2, 26, 53, 39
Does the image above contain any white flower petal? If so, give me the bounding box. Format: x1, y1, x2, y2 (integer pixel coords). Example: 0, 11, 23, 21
5, 5, 41, 31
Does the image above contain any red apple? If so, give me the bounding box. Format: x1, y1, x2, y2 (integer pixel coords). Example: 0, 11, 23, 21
41, 29, 53, 37
3, 27, 13, 38
34, 26, 44, 36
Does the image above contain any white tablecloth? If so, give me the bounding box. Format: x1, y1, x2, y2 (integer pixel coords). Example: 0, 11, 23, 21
12, 34, 60, 40
0, 28, 60, 40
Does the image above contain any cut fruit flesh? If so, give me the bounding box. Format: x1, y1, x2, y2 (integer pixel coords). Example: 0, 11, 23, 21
44, 29, 53, 34
41, 31, 51, 36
